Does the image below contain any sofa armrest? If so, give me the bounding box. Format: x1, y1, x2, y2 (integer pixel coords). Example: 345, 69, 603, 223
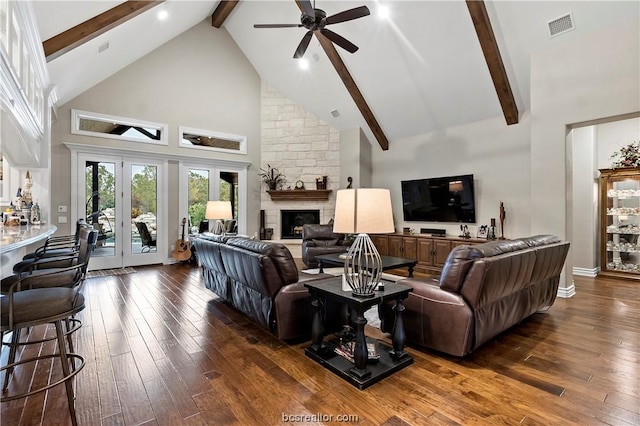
400, 277, 466, 305
381, 277, 474, 356
274, 280, 347, 340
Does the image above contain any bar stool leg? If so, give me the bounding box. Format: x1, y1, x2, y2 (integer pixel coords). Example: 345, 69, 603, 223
55, 320, 78, 426
3, 328, 22, 390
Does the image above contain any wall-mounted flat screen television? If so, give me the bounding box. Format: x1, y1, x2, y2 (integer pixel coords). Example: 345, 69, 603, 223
401, 174, 476, 223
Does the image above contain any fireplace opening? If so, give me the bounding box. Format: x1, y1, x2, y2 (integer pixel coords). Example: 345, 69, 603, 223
281, 210, 320, 239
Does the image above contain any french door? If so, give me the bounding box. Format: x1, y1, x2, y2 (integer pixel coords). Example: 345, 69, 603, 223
76, 153, 166, 270
179, 161, 247, 236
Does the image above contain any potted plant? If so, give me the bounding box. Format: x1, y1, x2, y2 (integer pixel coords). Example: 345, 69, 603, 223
610, 141, 640, 168
259, 164, 286, 190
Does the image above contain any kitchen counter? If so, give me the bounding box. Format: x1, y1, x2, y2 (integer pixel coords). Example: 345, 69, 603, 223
1, 224, 57, 278
1, 224, 57, 254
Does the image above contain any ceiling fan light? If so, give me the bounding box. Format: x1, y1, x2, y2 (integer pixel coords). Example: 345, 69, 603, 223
377, 5, 390, 20
298, 58, 310, 70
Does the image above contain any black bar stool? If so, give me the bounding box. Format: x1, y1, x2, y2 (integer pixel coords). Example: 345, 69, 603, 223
1, 263, 90, 426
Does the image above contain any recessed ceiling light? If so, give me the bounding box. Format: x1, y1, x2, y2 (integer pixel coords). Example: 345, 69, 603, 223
298, 58, 309, 70
157, 9, 168, 20
377, 5, 390, 20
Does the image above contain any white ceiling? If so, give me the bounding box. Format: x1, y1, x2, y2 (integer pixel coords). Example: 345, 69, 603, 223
32, 0, 639, 146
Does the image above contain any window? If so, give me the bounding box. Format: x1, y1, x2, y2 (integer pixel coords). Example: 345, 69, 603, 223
179, 126, 247, 155
71, 109, 168, 146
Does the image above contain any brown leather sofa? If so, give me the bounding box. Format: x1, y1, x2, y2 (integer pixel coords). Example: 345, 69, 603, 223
380, 235, 570, 356
194, 234, 345, 340
301, 224, 350, 268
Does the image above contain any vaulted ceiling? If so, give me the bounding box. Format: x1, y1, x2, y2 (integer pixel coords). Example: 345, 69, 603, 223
32, 1, 639, 150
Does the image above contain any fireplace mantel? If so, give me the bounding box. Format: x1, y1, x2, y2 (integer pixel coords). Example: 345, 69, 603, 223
266, 190, 332, 201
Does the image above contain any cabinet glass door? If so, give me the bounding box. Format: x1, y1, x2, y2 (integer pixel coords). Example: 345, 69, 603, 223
601, 169, 640, 277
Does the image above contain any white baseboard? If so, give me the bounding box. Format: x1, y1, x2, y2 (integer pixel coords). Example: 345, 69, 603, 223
557, 282, 576, 298
573, 266, 599, 277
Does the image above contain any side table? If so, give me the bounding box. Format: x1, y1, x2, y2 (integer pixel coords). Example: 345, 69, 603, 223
304, 276, 413, 389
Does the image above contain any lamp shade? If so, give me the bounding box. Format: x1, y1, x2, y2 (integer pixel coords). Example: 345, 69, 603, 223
333, 188, 394, 234
205, 200, 233, 220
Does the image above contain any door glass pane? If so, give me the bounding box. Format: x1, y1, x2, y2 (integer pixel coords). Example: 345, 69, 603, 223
131, 164, 157, 254
85, 161, 116, 257
219, 171, 238, 233
188, 169, 209, 233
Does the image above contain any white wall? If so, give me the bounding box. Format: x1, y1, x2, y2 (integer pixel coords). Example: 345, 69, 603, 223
571, 126, 598, 275
50, 21, 261, 242
371, 15, 639, 297
531, 16, 640, 293
260, 82, 341, 238
570, 116, 640, 275
596, 117, 640, 168
372, 113, 531, 238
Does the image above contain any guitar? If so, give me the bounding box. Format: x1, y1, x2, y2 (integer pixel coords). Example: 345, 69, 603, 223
172, 218, 192, 261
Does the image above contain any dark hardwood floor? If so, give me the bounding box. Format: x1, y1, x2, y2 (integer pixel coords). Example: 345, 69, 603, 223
1, 263, 639, 425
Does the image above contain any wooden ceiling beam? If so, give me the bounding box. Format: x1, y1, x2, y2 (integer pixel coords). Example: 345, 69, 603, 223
466, 0, 518, 125
294, 0, 388, 150
211, 0, 240, 28
315, 33, 389, 150
43, 1, 165, 62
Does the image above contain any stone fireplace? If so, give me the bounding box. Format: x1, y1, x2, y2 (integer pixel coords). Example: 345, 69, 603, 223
280, 210, 320, 239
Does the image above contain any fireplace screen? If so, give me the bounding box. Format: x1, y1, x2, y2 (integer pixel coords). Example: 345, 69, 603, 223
281, 210, 320, 239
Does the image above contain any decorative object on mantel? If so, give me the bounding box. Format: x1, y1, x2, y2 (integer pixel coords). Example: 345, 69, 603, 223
315, 176, 327, 190
266, 189, 332, 201
459, 224, 471, 239
610, 141, 640, 168
499, 201, 506, 240
259, 164, 286, 190
346, 176, 353, 189
294, 180, 305, 190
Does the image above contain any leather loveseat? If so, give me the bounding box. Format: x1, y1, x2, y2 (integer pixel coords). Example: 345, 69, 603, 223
380, 235, 570, 356
193, 234, 345, 340
301, 224, 350, 268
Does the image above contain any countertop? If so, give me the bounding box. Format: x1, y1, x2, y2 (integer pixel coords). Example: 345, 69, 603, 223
0, 224, 57, 254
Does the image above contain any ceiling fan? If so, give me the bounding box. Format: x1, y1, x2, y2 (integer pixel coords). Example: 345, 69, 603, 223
253, 0, 370, 59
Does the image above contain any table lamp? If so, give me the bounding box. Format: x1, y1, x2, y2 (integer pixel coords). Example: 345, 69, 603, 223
205, 200, 233, 234
333, 188, 395, 297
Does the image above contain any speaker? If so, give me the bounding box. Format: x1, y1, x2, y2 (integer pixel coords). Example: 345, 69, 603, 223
259, 210, 265, 240
420, 228, 446, 237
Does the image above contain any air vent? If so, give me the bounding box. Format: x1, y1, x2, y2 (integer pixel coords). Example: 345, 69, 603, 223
547, 13, 574, 38
98, 42, 110, 53
330, 109, 340, 118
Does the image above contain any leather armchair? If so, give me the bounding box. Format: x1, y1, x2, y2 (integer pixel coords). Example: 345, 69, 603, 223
301, 224, 350, 268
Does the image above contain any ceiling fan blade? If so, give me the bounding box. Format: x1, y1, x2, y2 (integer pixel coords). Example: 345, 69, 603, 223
325, 6, 370, 25
254, 24, 303, 28
298, 0, 315, 18
320, 29, 358, 54
294, 31, 313, 59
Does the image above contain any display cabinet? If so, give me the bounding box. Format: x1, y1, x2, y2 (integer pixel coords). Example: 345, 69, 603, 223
599, 167, 640, 280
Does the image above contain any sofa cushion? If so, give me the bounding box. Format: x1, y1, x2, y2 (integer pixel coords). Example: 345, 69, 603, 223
312, 238, 338, 247
302, 224, 344, 241
518, 234, 561, 247
198, 233, 230, 243
467, 239, 529, 257
439, 246, 479, 293
226, 238, 299, 285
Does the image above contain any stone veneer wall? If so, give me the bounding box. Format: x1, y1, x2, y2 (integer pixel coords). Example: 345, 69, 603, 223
261, 82, 340, 239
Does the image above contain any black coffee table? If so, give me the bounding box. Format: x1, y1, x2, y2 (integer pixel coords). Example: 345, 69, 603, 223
315, 253, 418, 277
304, 276, 413, 390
